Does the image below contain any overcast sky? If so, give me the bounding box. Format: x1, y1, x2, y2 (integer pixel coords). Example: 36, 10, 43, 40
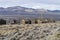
0, 0, 60, 10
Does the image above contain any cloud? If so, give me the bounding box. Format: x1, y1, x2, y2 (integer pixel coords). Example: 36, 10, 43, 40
20, 3, 60, 10
0, 0, 60, 10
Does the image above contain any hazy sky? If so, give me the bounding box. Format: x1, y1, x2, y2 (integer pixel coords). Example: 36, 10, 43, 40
0, 0, 60, 10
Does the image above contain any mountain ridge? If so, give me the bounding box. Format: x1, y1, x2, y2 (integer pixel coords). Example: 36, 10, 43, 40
0, 6, 60, 20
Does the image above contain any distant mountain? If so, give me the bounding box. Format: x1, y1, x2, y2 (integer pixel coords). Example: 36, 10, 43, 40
52, 10, 60, 12
0, 6, 48, 15
0, 6, 60, 20
47, 10, 60, 12
0, 6, 60, 15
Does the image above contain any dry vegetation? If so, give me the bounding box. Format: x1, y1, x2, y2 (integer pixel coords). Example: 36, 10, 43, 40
0, 23, 60, 40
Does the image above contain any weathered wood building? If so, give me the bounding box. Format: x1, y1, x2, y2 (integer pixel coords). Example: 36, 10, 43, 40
0, 15, 55, 25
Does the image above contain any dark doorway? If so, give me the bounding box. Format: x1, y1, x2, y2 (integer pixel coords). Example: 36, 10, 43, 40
0, 19, 6, 25
13, 20, 17, 24
11, 19, 17, 24
25, 20, 31, 24
35, 20, 38, 24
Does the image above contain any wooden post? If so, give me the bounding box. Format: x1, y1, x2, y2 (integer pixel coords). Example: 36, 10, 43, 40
6, 19, 10, 25
31, 20, 35, 24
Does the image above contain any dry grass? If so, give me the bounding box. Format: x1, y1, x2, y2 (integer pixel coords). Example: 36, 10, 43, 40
0, 23, 60, 40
